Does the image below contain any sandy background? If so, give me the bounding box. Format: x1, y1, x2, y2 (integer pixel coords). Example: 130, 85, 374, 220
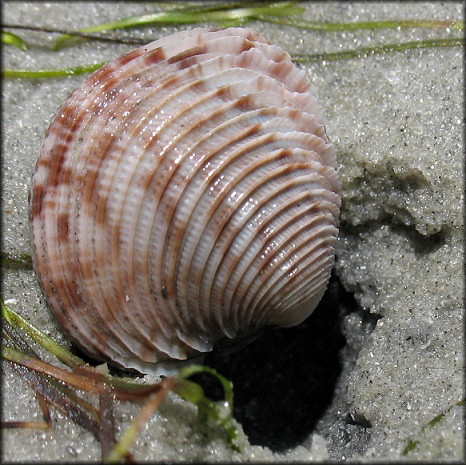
2, 2, 463, 462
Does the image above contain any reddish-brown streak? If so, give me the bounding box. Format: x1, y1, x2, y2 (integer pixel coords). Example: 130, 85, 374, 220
177, 55, 201, 71
57, 213, 70, 242
143, 47, 166, 66
118, 48, 144, 67
167, 46, 206, 65
235, 95, 256, 111
30, 184, 45, 218
46, 147, 72, 188
82, 163, 108, 225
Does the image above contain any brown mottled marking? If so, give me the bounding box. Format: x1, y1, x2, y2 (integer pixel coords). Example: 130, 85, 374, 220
289, 108, 301, 120
234, 95, 253, 110
79, 255, 94, 281
113, 225, 121, 252
177, 55, 201, 71
216, 86, 232, 101
57, 213, 69, 242
83, 164, 108, 226
30, 184, 45, 218
47, 148, 72, 188
29, 27, 338, 371
95, 195, 109, 226
79, 84, 133, 223
191, 79, 207, 93
141, 162, 159, 194
261, 107, 279, 117
116, 48, 144, 68
235, 51, 254, 69
100, 77, 119, 97
45, 199, 56, 210
278, 148, 292, 160
241, 39, 256, 52
268, 60, 289, 80
167, 46, 206, 65
85, 49, 142, 90
57, 102, 79, 127
143, 47, 166, 66
51, 276, 85, 318
244, 122, 262, 138
280, 164, 303, 176
87, 63, 116, 88
160, 74, 180, 90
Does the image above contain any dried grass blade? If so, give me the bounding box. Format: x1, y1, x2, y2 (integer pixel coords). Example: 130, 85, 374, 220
99, 389, 117, 461
3, 316, 98, 426
105, 378, 177, 463
36, 391, 53, 426
3, 345, 104, 394
1, 420, 50, 429
3, 354, 101, 438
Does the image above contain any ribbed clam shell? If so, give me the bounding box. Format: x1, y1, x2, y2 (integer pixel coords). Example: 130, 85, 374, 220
29, 27, 341, 373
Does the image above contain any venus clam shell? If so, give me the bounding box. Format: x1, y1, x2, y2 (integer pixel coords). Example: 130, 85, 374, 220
29, 27, 341, 373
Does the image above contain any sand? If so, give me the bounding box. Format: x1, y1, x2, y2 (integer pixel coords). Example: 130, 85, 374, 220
2, 2, 463, 461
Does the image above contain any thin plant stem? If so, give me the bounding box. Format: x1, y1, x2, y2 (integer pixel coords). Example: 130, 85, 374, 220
105, 378, 177, 463
260, 16, 464, 31
53, 2, 304, 49
3, 36, 462, 79
2, 62, 106, 78
1, 251, 33, 270
3, 24, 148, 45
2, 30, 29, 50
292, 37, 464, 63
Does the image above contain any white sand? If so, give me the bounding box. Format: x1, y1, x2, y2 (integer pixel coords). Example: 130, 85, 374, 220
2, 2, 463, 461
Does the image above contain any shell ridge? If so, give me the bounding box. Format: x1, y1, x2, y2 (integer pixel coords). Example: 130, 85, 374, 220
198, 158, 335, 334
219, 179, 339, 328
172, 130, 335, 337
175, 132, 315, 335
253, 230, 338, 323
221, 195, 337, 331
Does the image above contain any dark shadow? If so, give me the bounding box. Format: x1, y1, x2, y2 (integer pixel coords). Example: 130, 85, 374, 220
199, 274, 347, 452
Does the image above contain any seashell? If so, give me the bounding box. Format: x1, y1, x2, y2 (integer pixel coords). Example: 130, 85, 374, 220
29, 27, 341, 373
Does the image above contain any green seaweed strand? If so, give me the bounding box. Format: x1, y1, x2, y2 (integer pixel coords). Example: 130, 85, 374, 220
3, 37, 463, 79
1, 251, 33, 270
293, 37, 465, 63
260, 16, 464, 32
176, 365, 242, 451
402, 399, 465, 456
53, 2, 304, 49
2, 30, 29, 50
2, 300, 85, 367
2, 62, 106, 78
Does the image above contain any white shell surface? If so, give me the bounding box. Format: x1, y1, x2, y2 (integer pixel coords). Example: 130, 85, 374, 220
29, 27, 341, 373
